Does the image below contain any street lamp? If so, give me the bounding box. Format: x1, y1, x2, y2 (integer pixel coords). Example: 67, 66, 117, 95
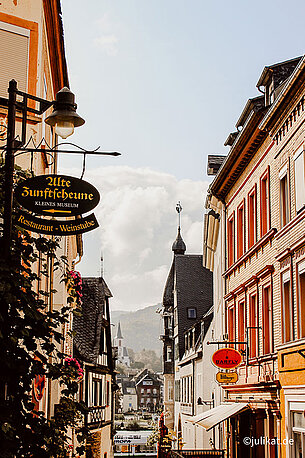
0, 79, 118, 259
45, 86, 85, 139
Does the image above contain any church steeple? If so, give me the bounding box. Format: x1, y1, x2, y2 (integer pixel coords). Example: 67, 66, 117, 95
116, 322, 123, 339
172, 201, 186, 255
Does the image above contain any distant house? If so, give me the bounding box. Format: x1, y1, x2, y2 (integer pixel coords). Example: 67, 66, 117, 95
116, 374, 138, 413
133, 369, 162, 412
73, 276, 116, 458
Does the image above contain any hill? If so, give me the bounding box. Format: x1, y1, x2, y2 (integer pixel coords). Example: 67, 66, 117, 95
110, 304, 162, 355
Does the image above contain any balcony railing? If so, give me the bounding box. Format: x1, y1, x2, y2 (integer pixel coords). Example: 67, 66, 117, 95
86, 405, 106, 428
170, 451, 224, 458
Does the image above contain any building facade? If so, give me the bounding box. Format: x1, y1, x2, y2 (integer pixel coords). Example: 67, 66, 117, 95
73, 276, 116, 458
160, 225, 213, 448
205, 56, 305, 458
0, 0, 82, 443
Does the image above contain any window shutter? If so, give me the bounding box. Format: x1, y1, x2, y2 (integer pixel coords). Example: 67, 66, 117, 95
0, 21, 29, 98
294, 146, 305, 212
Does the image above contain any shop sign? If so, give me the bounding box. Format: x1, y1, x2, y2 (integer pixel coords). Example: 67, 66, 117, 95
212, 348, 242, 369
16, 210, 98, 236
216, 371, 238, 384
114, 433, 149, 445
15, 174, 100, 217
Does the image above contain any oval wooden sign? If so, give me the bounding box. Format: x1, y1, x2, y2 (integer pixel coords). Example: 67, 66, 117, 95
212, 348, 242, 369
15, 174, 100, 217
216, 371, 238, 384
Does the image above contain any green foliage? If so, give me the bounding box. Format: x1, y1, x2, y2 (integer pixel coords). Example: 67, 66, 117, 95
0, 165, 89, 457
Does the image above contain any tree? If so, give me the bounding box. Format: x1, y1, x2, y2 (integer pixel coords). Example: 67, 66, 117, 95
0, 166, 88, 457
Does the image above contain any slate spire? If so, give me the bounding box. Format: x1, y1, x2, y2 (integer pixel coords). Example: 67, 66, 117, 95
172, 226, 186, 255
116, 321, 123, 339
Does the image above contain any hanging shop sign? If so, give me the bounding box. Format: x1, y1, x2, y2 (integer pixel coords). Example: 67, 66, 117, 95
16, 210, 98, 236
15, 174, 100, 217
216, 371, 238, 385
212, 348, 242, 369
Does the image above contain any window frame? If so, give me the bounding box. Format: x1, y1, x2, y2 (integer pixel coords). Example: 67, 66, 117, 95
279, 164, 289, 228
227, 212, 235, 267
297, 259, 305, 339
294, 145, 305, 213
281, 268, 293, 343
237, 200, 245, 259
187, 307, 197, 319
248, 185, 257, 249
260, 167, 270, 237
262, 283, 273, 355
237, 299, 246, 351
227, 303, 235, 348
249, 291, 258, 359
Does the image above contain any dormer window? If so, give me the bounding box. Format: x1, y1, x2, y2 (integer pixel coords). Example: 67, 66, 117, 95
188, 308, 197, 319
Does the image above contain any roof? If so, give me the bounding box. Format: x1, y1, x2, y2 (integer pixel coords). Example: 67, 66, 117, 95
235, 96, 265, 129
256, 56, 302, 88
73, 277, 112, 364
163, 263, 174, 306
207, 155, 226, 176
175, 255, 213, 358
116, 322, 123, 339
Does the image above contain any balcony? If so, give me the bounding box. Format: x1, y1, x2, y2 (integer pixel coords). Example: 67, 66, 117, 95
86, 405, 106, 429
170, 451, 224, 458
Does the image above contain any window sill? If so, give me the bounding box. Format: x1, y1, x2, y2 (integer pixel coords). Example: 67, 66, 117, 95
275, 207, 305, 240
276, 338, 305, 351
224, 228, 277, 277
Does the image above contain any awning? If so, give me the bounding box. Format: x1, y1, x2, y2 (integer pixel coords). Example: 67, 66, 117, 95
187, 403, 248, 431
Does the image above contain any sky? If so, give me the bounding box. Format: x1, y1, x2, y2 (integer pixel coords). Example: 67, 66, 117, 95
59, 0, 305, 311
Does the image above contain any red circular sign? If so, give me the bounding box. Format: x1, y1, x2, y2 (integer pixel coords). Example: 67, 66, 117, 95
212, 348, 242, 369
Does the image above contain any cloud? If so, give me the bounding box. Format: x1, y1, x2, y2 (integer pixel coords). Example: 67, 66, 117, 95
94, 34, 119, 56
72, 166, 208, 311
94, 13, 120, 56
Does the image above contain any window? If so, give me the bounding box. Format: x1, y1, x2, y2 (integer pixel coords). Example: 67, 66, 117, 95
260, 168, 270, 237
141, 388, 144, 394
175, 380, 180, 402
282, 270, 293, 343
238, 300, 245, 351
227, 305, 235, 347
248, 186, 257, 249
249, 293, 258, 358
294, 145, 305, 212
168, 381, 173, 401
106, 381, 110, 406
166, 345, 172, 362
0, 21, 30, 98
227, 213, 235, 266
279, 166, 289, 227
297, 260, 305, 339
237, 201, 245, 258
187, 308, 197, 319
262, 285, 273, 354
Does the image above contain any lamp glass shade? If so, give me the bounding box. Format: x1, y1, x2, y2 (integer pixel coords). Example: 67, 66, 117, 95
54, 120, 75, 139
